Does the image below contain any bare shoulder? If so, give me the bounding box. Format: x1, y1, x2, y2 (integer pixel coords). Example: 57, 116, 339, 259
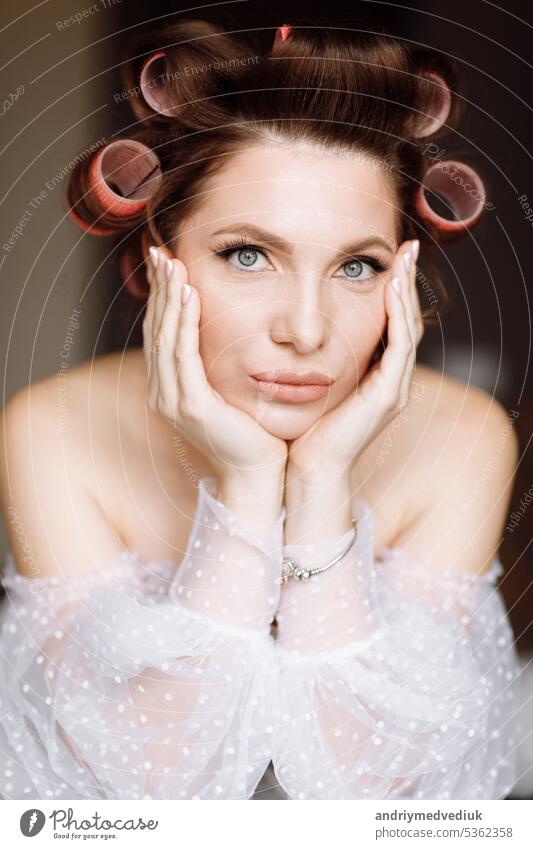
0, 350, 146, 578
408, 364, 519, 476
390, 363, 519, 573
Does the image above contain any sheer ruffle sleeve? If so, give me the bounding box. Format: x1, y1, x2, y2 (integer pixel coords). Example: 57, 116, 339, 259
273, 498, 520, 800
0, 476, 285, 800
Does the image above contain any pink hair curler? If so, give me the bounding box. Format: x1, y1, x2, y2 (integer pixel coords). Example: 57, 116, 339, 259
130, 49, 177, 119
67, 203, 116, 236
410, 71, 452, 138
416, 160, 486, 240
273, 24, 292, 48
68, 139, 162, 234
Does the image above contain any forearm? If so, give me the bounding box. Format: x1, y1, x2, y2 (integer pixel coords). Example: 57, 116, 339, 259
216, 469, 285, 532
277, 471, 372, 653
171, 472, 286, 632
273, 473, 521, 799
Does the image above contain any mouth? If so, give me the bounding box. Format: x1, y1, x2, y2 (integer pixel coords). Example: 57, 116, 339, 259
251, 370, 332, 386
250, 371, 334, 404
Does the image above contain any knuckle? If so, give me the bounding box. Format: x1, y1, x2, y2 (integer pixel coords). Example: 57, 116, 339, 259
156, 396, 168, 417
154, 331, 168, 352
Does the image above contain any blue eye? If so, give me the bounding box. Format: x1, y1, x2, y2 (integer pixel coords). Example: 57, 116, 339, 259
214, 242, 270, 273
337, 257, 384, 281
213, 239, 387, 281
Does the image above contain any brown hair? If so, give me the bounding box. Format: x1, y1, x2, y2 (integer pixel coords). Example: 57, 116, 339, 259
66, 17, 488, 330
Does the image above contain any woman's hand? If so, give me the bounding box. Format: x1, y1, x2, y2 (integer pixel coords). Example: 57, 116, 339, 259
286, 239, 424, 485
143, 247, 288, 483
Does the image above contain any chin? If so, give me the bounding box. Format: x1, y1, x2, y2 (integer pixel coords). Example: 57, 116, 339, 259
249, 403, 328, 441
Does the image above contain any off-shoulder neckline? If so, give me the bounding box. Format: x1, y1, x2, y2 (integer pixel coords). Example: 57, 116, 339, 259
0, 495, 504, 588
351, 497, 504, 584
1, 544, 504, 588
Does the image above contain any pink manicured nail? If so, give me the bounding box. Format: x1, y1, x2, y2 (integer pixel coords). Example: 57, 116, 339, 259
411, 239, 420, 261
165, 258, 173, 279
402, 252, 412, 271
149, 246, 158, 267
181, 283, 191, 305
391, 277, 401, 295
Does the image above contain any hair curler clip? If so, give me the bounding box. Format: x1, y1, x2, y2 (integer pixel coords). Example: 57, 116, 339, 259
273, 24, 292, 48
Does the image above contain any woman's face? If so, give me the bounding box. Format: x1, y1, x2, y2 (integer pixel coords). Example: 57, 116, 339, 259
172, 142, 399, 440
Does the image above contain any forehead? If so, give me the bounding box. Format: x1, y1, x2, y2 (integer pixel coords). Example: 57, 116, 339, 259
187, 141, 398, 246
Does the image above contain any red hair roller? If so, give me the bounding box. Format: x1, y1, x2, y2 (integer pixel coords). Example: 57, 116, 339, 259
68, 139, 162, 233
67, 204, 116, 236
416, 160, 486, 240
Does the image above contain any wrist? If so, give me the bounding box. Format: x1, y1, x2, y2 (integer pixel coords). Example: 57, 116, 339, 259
284, 473, 354, 546
214, 471, 285, 529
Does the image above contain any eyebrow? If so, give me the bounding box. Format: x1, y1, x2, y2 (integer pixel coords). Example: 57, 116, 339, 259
211, 224, 395, 257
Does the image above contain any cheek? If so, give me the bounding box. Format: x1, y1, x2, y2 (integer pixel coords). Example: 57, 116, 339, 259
342, 297, 387, 377
196, 295, 251, 387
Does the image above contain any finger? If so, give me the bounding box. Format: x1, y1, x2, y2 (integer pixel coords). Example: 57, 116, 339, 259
156, 258, 186, 401
143, 250, 159, 407
398, 241, 420, 406
175, 280, 208, 410
406, 241, 424, 346
153, 248, 172, 346
379, 245, 413, 394
399, 242, 417, 350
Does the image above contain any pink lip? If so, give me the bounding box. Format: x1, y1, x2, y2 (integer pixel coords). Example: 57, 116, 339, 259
250, 374, 333, 404
251, 370, 332, 385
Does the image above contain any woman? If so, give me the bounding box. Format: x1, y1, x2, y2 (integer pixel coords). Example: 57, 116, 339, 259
0, 19, 520, 800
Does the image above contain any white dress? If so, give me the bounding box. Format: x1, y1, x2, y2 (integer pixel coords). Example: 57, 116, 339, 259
0, 477, 520, 800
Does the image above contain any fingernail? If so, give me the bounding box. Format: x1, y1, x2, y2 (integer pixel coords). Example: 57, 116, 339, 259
411, 239, 420, 262
149, 246, 158, 267
391, 277, 401, 295
181, 283, 191, 305
402, 251, 412, 271
166, 258, 173, 279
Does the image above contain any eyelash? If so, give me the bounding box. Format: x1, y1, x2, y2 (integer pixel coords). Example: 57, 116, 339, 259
212, 236, 388, 281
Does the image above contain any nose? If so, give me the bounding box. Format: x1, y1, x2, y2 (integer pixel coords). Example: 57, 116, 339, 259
270, 273, 331, 354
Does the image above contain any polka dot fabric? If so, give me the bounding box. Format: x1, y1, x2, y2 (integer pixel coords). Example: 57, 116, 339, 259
0, 477, 285, 800
0, 478, 520, 800
273, 499, 521, 800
